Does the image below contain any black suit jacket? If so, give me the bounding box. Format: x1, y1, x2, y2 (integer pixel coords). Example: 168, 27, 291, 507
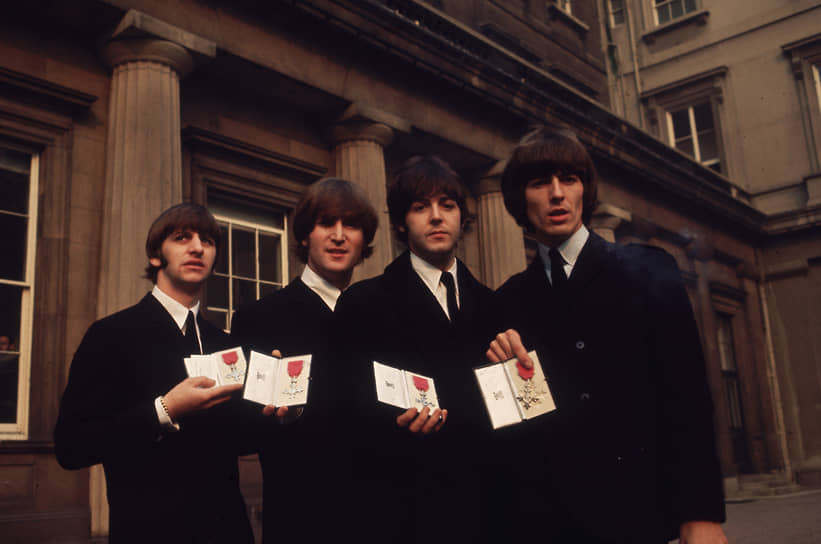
55, 293, 253, 544
231, 277, 340, 544
495, 233, 725, 542
333, 252, 496, 543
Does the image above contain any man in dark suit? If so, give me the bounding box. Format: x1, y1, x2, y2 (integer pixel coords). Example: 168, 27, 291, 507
487, 126, 727, 544
334, 156, 495, 543
230, 177, 378, 543
55, 203, 254, 544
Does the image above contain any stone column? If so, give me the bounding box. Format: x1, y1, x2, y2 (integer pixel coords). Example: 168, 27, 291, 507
92, 10, 215, 537
476, 162, 526, 289
331, 104, 409, 281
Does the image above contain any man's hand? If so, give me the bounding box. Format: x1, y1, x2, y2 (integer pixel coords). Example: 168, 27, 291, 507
680, 521, 727, 544
486, 329, 532, 368
396, 406, 447, 434
262, 404, 290, 417
162, 377, 242, 421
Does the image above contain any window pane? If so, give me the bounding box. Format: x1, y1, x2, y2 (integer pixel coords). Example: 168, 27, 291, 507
233, 278, 257, 310
671, 109, 691, 140
675, 137, 694, 158
698, 129, 718, 162
694, 103, 714, 131
0, 284, 22, 351
206, 274, 229, 309
657, 4, 670, 24
232, 227, 256, 279
0, 283, 22, 424
0, 354, 19, 424
0, 214, 27, 281
214, 224, 229, 274
671, 0, 684, 19
259, 283, 279, 299
0, 152, 30, 214
684, 0, 697, 13
259, 233, 282, 284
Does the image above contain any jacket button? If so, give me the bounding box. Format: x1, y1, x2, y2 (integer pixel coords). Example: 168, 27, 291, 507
575, 341, 585, 349
580, 392, 591, 401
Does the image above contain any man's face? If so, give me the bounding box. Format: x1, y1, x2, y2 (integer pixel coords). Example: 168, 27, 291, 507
401, 192, 462, 267
304, 218, 365, 282
150, 229, 217, 294
0, 336, 9, 351
524, 173, 584, 247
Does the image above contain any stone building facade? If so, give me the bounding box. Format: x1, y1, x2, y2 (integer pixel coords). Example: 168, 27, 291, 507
0, 0, 815, 541
602, 0, 821, 493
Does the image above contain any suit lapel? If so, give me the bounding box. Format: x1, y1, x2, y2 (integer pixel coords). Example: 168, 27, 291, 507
566, 232, 609, 296
385, 252, 451, 328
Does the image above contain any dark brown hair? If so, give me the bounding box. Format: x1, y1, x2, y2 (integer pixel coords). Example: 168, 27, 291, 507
387, 155, 471, 244
292, 177, 379, 263
144, 203, 222, 283
501, 125, 598, 228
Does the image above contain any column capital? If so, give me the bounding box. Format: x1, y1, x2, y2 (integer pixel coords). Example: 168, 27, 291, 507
590, 202, 631, 234
101, 9, 216, 75
477, 160, 507, 195
330, 103, 410, 147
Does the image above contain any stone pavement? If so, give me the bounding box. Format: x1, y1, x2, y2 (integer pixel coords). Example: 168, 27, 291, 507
721, 489, 821, 543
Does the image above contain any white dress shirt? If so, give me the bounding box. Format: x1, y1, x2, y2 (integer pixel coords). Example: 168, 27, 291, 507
152, 285, 203, 431
538, 224, 589, 285
410, 251, 460, 320
301, 264, 343, 311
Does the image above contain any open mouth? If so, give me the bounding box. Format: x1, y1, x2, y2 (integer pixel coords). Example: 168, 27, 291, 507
548, 209, 569, 222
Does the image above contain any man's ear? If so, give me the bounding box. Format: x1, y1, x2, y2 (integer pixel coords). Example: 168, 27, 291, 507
149, 256, 163, 268
300, 238, 308, 247
397, 225, 406, 233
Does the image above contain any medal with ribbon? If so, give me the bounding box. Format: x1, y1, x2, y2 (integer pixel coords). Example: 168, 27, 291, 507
515, 359, 541, 410
222, 351, 244, 383
412, 375, 434, 409
283, 359, 305, 400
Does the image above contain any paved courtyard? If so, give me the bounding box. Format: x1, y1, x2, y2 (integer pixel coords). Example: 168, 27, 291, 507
721, 490, 821, 543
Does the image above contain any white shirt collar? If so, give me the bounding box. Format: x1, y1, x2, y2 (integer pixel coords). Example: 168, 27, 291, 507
538, 224, 589, 280
151, 285, 200, 331
301, 264, 343, 311
410, 251, 459, 294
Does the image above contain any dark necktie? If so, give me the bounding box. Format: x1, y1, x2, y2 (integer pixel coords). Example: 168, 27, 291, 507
184, 310, 201, 355
440, 271, 459, 323
548, 247, 568, 293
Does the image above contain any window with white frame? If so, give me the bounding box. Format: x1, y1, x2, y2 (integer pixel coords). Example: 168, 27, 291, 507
0, 147, 38, 438
654, 0, 697, 25
667, 101, 721, 171
206, 196, 288, 332
555, 0, 572, 15
610, 0, 625, 26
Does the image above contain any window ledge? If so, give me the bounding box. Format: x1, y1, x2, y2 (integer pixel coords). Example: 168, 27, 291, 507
642, 9, 709, 44
547, 4, 589, 34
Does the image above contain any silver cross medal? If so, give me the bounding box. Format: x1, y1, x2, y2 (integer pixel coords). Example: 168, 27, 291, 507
416, 390, 435, 409
283, 376, 304, 400
516, 379, 542, 410
226, 365, 245, 384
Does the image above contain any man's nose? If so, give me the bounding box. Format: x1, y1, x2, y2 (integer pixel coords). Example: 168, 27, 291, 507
430, 204, 442, 222
549, 176, 565, 200
331, 220, 345, 240
190, 234, 204, 253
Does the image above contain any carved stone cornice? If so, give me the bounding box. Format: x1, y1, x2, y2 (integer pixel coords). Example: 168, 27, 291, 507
101, 9, 216, 75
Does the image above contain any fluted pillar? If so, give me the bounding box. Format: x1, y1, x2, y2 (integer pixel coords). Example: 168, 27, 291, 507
476, 162, 526, 289
331, 104, 409, 281
92, 11, 215, 537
